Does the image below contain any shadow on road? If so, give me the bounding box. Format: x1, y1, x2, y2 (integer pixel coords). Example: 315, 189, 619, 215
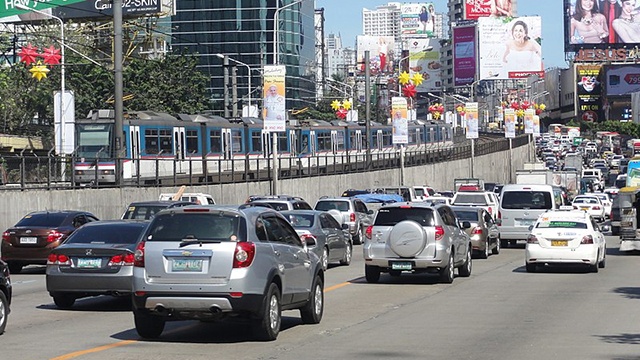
612, 287, 640, 300
36, 295, 132, 312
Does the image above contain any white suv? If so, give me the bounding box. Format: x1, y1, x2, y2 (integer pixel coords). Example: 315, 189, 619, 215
451, 191, 499, 219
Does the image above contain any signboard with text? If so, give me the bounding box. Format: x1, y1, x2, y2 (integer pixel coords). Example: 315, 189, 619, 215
453, 26, 476, 87
262, 65, 287, 132
391, 97, 409, 145
465, 102, 479, 139
605, 64, 640, 96
576, 64, 604, 122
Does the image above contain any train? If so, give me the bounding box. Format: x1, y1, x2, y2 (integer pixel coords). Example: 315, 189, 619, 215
73, 110, 453, 184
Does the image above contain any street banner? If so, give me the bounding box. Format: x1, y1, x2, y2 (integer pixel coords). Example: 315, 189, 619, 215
504, 108, 516, 138
465, 102, 479, 139
391, 97, 409, 144
262, 65, 286, 132
524, 108, 535, 134
533, 115, 540, 136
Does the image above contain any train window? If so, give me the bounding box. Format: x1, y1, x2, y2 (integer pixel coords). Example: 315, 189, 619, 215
336, 131, 345, 150
232, 129, 243, 153
159, 129, 172, 153
210, 130, 222, 153
382, 130, 392, 146
251, 131, 262, 153
317, 132, 331, 151
186, 130, 199, 154
300, 134, 310, 154
145, 129, 159, 154
278, 133, 287, 152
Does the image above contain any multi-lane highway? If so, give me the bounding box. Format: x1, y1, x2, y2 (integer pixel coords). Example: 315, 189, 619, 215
4, 235, 640, 360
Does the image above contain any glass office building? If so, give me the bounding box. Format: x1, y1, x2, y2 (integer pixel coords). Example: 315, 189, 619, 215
171, 0, 317, 114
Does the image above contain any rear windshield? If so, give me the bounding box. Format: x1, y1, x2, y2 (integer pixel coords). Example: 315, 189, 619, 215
574, 198, 599, 204
315, 201, 349, 212
501, 191, 553, 210
147, 213, 244, 242
16, 213, 67, 227
536, 220, 587, 229
374, 208, 435, 227
66, 224, 146, 244
453, 194, 487, 205
122, 205, 166, 220
453, 210, 479, 222
414, 188, 426, 197
285, 214, 315, 228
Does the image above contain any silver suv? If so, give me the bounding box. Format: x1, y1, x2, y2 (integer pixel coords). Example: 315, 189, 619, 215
363, 203, 472, 284
247, 195, 313, 211
131, 205, 324, 341
314, 197, 374, 245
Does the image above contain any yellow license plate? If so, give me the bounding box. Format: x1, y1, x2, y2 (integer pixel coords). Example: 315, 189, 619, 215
580, 207, 589, 211
551, 240, 568, 246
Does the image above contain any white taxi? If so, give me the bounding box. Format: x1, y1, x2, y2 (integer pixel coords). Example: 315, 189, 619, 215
525, 210, 607, 273
571, 195, 606, 222
590, 193, 612, 217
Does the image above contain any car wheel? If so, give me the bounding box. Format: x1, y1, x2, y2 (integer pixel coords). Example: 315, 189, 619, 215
0, 291, 8, 335
340, 242, 352, 266
458, 247, 472, 277
599, 250, 606, 268
134, 309, 166, 339
253, 283, 281, 341
525, 262, 536, 273
300, 275, 323, 324
590, 262, 599, 273
53, 293, 76, 309
492, 237, 500, 255
7, 262, 22, 274
365, 265, 380, 283
439, 251, 455, 284
480, 242, 489, 259
353, 227, 364, 245
321, 247, 329, 271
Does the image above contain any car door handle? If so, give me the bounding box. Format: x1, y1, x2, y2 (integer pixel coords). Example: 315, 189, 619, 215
274, 250, 281, 257
293, 253, 299, 259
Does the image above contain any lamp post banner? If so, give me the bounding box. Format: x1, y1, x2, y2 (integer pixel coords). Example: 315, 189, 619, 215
504, 108, 516, 138
465, 102, 479, 139
391, 97, 409, 144
533, 115, 540, 135
524, 108, 535, 134
262, 65, 286, 132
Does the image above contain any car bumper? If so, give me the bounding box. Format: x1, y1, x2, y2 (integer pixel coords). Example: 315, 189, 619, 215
525, 244, 599, 265
363, 243, 451, 269
498, 226, 530, 240
46, 266, 133, 294
132, 292, 265, 318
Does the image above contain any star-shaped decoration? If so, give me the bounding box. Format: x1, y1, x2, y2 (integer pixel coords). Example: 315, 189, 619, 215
398, 71, 411, 86
402, 83, 417, 98
29, 62, 50, 81
342, 99, 351, 111
42, 45, 62, 65
336, 108, 348, 119
330, 99, 342, 111
411, 73, 424, 86
18, 44, 40, 66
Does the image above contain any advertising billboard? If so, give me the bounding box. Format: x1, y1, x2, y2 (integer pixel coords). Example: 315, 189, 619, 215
357, 35, 396, 75
464, 0, 515, 20
524, 108, 535, 134
262, 65, 287, 132
465, 102, 479, 139
504, 108, 516, 138
400, 3, 436, 37
576, 64, 605, 122
478, 16, 544, 80
605, 64, 640, 96
391, 97, 409, 145
453, 26, 477, 87
406, 38, 442, 92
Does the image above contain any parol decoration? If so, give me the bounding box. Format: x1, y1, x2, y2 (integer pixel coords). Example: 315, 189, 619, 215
398, 71, 411, 86
42, 45, 62, 65
330, 100, 342, 111
456, 104, 466, 117
402, 83, 417, 98
18, 44, 39, 66
428, 103, 444, 120
336, 108, 348, 119
342, 99, 352, 111
411, 73, 424, 87
332, 100, 352, 119
29, 61, 50, 81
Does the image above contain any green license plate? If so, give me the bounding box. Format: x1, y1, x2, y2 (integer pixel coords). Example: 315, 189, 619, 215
77, 258, 102, 268
172, 259, 203, 272
391, 262, 412, 270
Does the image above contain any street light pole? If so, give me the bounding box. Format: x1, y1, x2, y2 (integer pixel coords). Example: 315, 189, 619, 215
274, 0, 305, 65
216, 54, 254, 116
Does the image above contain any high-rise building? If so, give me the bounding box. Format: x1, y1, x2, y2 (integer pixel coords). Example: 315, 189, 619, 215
170, 0, 317, 114
363, 2, 402, 39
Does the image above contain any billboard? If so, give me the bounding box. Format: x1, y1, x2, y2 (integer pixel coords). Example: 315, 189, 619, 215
504, 108, 516, 138
605, 64, 640, 96
400, 3, 436, 37
465, 102, 479, 139
478, 16, 544, 80
464, 0, 515, 20
576, 64, 605, 122
564, 0, 640, 52
262, 65, 287, 132
524, 108, 535, 134
357, 35, 396, 75
406, 38, 442, 92
453, 26, 476, 87
391, 97, 409, 145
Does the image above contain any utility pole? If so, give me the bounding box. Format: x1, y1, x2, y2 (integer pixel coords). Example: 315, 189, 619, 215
223, 55, 230, 118
232, 65, 238, 118
114, 0, 124, 185
365, 50, 371, 168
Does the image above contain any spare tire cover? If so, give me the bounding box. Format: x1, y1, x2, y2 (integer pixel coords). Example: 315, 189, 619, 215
327, 209, 344, 225
389, 220, 427, 257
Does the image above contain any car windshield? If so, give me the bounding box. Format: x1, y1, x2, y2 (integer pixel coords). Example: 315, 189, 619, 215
15, 213, 68, 227
122, 205, 167, 220
501, 191, 553, 210
374, 208, 434, 226
453, 194, 488, 205
453, 211, 479, 222
285, 214, 315, 228
66, 224, 145, 244
148, 213, 243, 241
315, 201, 349, 212
536, 220, 588, 229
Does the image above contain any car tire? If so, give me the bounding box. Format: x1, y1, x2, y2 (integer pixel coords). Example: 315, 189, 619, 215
365, 265, 380, 283
599, 251, 606, 268
300, 275, 323, 324
458, 247, 472, 277
53, 293, 76, 309
253, 283, 281, 341
590, 262, 599, 273
7, 262, 22, 274
321, 247, 329, 271
480, 242, 489, 259
492, 237, 500, 255
389, 220, 426, 257
439, 252, 455, 284
525, 262, 536, 273
340, 242, 352, 266
134, 309, 166, 339
0, 291, 8, 335
353, 227, 364, 245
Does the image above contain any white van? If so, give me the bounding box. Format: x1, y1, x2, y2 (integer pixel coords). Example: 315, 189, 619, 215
159, 192, 215, 205
497, 184, 558, 247
582, 168, 603, 180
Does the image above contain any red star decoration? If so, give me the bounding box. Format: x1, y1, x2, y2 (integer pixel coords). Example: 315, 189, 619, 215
42, 46, 61, 65
336, 108, 348, 119
402, 84, 417, 98
18, 44, 40, 66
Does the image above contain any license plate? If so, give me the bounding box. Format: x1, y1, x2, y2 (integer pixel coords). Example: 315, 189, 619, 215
580, 207, 589, 211
391, 261, 412, 270
621, 221, 633, 227
516, 219, 534, 227
551, 240, 568, 246
19, 237, 37, 244
77, 258, 102, 268
172, 259, 203, 272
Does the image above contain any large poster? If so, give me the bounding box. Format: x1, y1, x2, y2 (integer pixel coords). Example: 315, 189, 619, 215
0, 0, 169, 22
453, 26, 477, 87
464, 0, 516, 20
504, 108, 516, 138
478, 16, 544, 80
391, 97, 409, 145
605, 64, 640, 96
407, 38, 442, 92
576, 64, 605, 122
524, 109, 535, 134
533, 115, 541, 135
357, 36, 396, 75
400, 3, 437, 37
465, 102, 479, 139
262, 65, 286, 132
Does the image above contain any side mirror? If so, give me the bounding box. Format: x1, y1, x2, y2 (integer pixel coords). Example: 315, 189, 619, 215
601, 225, 610, 233
462, 221, 471, 229
528, 225, 534, 231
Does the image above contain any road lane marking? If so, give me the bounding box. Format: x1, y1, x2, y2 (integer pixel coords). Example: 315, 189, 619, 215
49, 281, 352, 359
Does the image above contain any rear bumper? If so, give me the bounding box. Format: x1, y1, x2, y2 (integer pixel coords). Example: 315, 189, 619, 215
525, 244, 599, 265
46, 267, 133, 294
132, 292, 265, 318
498, 227, 530, 240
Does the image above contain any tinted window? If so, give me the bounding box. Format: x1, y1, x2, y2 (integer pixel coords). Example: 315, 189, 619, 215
293, 201, 312, 210
315, 201, 349, 212
148, 213, 242, 241
264, 202, 290, 211
285, 214, 315, 228
66, 224, 146, 244
375, 208, 435, 227
501, 191, 553, 210
453, 210, 479, 222
453, 194, 488, 205
16, 213, 68, 227
123, 205, 167, 220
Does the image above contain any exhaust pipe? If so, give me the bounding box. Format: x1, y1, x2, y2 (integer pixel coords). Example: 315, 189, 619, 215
209, 305, 222, 314
154, 305, 168, 315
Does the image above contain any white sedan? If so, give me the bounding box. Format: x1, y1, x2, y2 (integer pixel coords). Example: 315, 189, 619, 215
525, 210, 607, 273
572, 195, 606, 222
590, 193, 612, 217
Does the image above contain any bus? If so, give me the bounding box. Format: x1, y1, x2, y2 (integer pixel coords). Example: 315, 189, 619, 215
626, 157, 640, 187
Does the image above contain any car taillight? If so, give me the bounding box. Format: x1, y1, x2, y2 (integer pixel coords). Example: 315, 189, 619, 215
299, 234, 317, 246
2, 231, 9, 243
527, 234, 539, 244
435, 226, 444, 241
497, 211, 502, 226
109, 253, 135, 266
233, 242, 255, 268
365, 225, 373, 239
487, 207, 492, 214
47, 230, 64, 243
133, 241, 145, 267
472, 227, 483, 235
350, 212, 356, 222
581, 235, 594, 244
593, 206, 601, 210
47, 253, 70, 265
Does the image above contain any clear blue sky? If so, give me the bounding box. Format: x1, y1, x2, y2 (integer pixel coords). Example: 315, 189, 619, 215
316, 0, 568, 69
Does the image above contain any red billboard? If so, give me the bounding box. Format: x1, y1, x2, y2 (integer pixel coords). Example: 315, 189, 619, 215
464, 0, 515, 20
453, 26, 477, 87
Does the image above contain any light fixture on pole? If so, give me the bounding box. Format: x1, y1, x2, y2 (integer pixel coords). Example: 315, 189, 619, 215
216, 54, 257, 117
470, 73, 499, 101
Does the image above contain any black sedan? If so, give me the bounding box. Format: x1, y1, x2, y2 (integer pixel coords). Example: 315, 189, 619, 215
0, 260, 11, 334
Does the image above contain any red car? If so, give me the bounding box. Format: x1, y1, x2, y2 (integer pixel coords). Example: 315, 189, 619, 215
1, 211, 99, 273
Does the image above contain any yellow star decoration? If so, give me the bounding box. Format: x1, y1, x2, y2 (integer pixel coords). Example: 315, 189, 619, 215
330, 100, 342, 111
29, 62, 50, 81
538, 104, 546, 111
398, 71, 411, 85
342, 99, 351, 110
411, 73, 424, 86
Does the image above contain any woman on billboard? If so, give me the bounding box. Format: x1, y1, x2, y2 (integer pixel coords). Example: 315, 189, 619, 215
570, 0, 610, 44
612, 0, 640, 43
502, 20, 543, 75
